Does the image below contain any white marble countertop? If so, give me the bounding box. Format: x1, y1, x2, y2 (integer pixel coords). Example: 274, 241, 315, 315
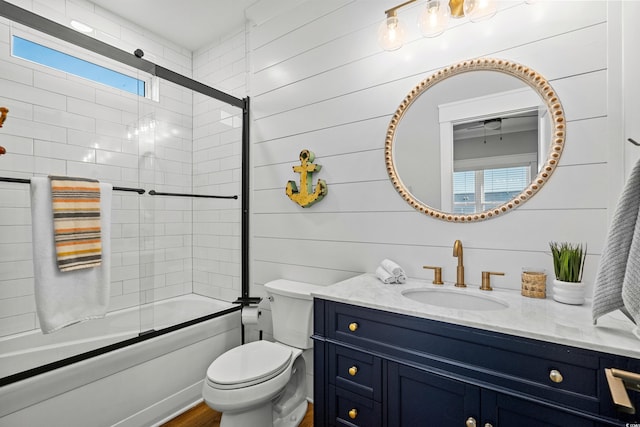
312, 273, 640, 359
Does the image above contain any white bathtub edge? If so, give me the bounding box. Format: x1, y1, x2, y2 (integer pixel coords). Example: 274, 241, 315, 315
0, 311, 240, 419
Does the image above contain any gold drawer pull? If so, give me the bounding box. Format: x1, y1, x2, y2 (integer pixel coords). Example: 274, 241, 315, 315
605, 368, 638, 414
465, 417, 477, 427
549, 369, 563, 383
348, 366, 358, 376
348, 408, 358, 419
348, 322, 359, 332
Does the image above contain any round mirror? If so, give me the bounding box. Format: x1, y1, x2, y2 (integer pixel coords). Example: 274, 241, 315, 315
385, 58, 565, 222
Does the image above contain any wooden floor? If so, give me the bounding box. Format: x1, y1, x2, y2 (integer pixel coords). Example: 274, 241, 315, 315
161, 401, 313, 427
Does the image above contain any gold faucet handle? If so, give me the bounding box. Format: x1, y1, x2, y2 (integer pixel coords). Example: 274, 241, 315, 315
480, 271, 504, 291
423, 266, 444, 285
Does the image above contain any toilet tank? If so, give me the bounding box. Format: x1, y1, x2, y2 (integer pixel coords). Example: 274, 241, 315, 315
264, 280, 323, 349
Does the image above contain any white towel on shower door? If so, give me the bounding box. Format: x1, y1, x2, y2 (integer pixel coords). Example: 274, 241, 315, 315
30, 177, 112, 334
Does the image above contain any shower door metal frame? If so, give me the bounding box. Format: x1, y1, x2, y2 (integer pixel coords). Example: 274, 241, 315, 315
0, 0, 252, 386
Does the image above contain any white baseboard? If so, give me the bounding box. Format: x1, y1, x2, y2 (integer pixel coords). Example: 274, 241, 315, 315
152, 397, 204, 427
114, 380, 204, 427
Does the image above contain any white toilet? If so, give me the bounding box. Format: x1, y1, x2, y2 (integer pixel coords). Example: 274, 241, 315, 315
202, 279, 322, 427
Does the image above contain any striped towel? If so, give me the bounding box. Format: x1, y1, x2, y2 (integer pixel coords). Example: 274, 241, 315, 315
49, 176, 102, 272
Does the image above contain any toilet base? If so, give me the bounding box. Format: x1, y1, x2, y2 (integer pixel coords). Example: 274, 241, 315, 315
220, 403, 272, 427
274, 399, 307, 427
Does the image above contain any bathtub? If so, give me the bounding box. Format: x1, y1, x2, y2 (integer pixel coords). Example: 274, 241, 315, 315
0, 294, 241, 427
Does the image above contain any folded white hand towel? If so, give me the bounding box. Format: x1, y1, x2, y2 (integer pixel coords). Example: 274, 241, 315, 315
379, 259, 407, 284
381, 258, 404, 277
31, 177, 112, 334
375, 266, 396, 284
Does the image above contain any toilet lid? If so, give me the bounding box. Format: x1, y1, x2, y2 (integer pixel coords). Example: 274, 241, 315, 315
206, 341, 292, 390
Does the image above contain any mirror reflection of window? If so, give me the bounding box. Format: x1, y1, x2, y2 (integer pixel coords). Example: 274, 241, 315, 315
450, 109, 539, 213
453, 166, 531, 214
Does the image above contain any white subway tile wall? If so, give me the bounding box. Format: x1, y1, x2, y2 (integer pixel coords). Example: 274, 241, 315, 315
0, 0, 246, 337
192, 25, 246, 302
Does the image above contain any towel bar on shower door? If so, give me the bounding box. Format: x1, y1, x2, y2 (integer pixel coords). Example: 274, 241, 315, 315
0, 176, 145, 194
148, 189, 238, 199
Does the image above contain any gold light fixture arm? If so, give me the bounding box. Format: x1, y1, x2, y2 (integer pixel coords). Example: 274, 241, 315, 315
605, 368, 640, 414
384, 0, 418, 17
449, 0, 465, 18
385, 0, 465, 18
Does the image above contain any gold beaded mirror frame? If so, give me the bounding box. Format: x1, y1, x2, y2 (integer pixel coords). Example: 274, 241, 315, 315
385, 58, 566, 222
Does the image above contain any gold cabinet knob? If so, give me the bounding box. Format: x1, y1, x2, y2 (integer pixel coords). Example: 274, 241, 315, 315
466, 417, 477, 427
348, 322, 359, 332
348, 366, 358, 376
549, 369, 564, 383
348, 408, 358, 419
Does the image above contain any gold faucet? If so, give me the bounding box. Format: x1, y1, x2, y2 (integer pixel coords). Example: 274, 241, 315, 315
423, 266, 444, 285
453, 240, 465, 287
481, 271, 504, 291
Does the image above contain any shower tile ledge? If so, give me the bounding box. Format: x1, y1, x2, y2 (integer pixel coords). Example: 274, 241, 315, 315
312, 273, 640, 360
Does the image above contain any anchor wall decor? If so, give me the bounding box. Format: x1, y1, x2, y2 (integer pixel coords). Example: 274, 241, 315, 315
286, 149, 327, 208
0, 107, 8, 156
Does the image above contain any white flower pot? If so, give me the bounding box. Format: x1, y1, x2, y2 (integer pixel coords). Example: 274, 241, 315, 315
552, 279, 585, 305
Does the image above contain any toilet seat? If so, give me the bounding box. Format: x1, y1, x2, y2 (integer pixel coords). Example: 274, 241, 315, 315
206, 341, 292, 390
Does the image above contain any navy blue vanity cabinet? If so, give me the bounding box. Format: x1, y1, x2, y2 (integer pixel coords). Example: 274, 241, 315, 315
387, 362, 606, 426
387, 361, 481, 426
313, 299, 636, 427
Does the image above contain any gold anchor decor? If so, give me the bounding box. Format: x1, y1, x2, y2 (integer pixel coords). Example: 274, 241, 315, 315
286, 149, 327, 208
0, 107, 7, 156
0, 107, 8, 128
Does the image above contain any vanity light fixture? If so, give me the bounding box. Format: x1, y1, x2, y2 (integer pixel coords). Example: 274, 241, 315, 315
378, 0, 499, 50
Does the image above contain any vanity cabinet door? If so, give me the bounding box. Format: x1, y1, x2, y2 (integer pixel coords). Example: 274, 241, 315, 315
387, 362, 480, 427
483, 390, 617, 427
386, 363, 613, 427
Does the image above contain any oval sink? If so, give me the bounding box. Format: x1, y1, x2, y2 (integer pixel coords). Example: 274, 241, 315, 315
401, 289, 509, 311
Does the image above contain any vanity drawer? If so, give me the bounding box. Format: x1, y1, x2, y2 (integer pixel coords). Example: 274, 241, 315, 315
329, 344, 382, 401
329, 385, 382, 427
327, 300, 600, 410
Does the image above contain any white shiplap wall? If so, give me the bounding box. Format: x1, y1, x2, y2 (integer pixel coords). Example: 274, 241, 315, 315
247, 0, 620, 302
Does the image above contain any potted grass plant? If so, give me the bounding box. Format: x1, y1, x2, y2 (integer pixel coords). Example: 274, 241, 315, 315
549, 241, 587, 305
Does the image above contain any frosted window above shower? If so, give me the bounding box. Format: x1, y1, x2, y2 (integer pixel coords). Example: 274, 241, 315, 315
12, 35, 146, 97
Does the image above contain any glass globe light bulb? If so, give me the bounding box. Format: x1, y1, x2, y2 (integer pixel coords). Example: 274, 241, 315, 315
463, 0, 497, 23
418, 0, 451, 38
378, 15, 406, 51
